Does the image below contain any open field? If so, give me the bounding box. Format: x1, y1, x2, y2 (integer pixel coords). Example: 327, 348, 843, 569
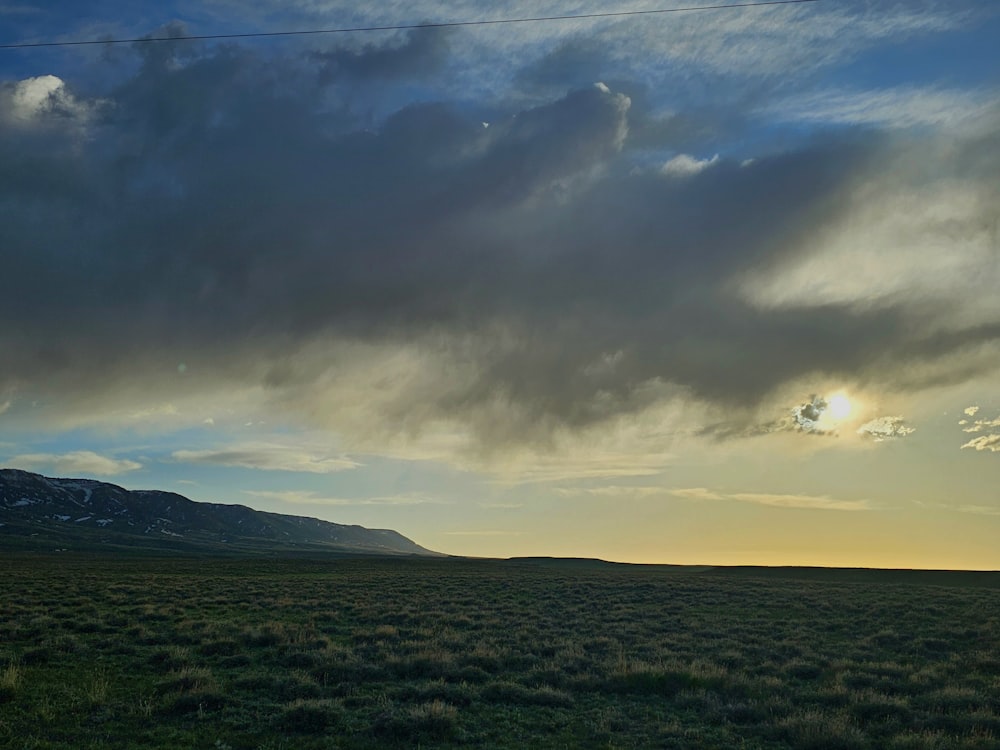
1, 554, 999, 749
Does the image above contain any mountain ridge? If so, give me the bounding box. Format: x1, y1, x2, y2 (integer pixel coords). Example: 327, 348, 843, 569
0, 468, 439, 556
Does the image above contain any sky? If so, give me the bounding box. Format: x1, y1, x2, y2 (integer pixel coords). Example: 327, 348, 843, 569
1, 0, 999, 569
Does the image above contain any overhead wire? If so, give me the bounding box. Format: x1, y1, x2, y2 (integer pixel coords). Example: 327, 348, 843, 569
0, 0, 821, 50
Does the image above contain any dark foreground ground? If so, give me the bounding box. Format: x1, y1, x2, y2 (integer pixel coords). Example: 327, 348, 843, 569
1, 554, 998, 749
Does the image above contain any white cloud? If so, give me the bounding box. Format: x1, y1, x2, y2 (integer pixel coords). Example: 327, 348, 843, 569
2, 75, 95, 127
128, 403, 179, 421
669, 487, 725, 502
961, 434, 1000, 452
556, 485, 667, 499
769, 86, 997, 130
491, 454, 670, 484
9, 75, 64, 119
242, 489, 443, 506
671, 486, 870, 511
956, 504, 1000, 517
661, 153, 718, 177
729, 492, 871, 511
913, 500, 1000, 517
8, 451, 142, 476
173, 443, 360, 473
961, 416, 1000, 433
857, 416, 916, 441
563, 1, 967, 81
209, 0, 971, 108
0, 400, 10, 416
740, 166, 998, 316
964, 406, 980, 416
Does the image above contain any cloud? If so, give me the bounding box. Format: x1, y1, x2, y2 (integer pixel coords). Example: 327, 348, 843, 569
961, 416, 1000, 433
555, 485, 668, 499
313, 27, 453, 84
965, 406, 980, 416
790, 395, 831, 433
669, 487, 725, 502
242, 489, 442, 506
0, 400, 10, 416
661, 153, 719, 177
671, 487, 871, 511
506, 0, 973, 99
0, 16, 998, 467
961, 434, 1000, 452
728, 492, 871, 511
857, 416, 916, 441
172, 444, 360, 473
768, 86, 998, 131
956, 504, 1000, 517
128, 404, 179, 421
701, 392, 848, 441
497, 454, 669, 484
0, 74, 96, 127
913, 499, 1000, 517
7, 451, 142, 476
705, 397, 917, 447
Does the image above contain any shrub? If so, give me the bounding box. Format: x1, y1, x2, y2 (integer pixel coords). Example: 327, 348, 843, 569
391, 679, 476, 707
156, 666, 217, 695
848, 691, 911, 725
280, 650, 320, 669
372, 700, 459, 741
241, 622, 288, 648
785, 659, 824, 680
274, 698, 343, 733
606, 667, 699, 696
198, 639, 241, 657
480, 680, 574, 707
160, 690, 227, 716
775, 710, 869, 750
21, 647, 52, 666
148, 646, 191, 673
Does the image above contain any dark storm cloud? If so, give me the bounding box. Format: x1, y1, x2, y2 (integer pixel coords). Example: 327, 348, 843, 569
515, 37, 611, 96
2, 41, 999, 445
313, 27, 453, 84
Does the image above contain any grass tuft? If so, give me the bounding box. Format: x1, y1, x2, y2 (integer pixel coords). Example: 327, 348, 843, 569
274, 698, 344, 733
0, 661, 22, 703
373, 699, 459, 741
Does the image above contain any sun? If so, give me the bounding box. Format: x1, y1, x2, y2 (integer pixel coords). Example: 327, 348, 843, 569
828, 393, 851, 421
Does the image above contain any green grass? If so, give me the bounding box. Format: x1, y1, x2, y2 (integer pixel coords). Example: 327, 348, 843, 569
1, 554, 998, 748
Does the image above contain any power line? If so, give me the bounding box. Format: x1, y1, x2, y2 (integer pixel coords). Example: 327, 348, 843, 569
0, 0, 821, 50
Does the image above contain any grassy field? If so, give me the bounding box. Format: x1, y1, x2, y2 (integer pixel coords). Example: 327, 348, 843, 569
1, 554, 999, 749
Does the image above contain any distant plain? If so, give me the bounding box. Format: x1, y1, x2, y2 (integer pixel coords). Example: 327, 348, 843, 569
2, 554, 999, 749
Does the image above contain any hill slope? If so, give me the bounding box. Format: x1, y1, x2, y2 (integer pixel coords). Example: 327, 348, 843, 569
0, 468, 438, 556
